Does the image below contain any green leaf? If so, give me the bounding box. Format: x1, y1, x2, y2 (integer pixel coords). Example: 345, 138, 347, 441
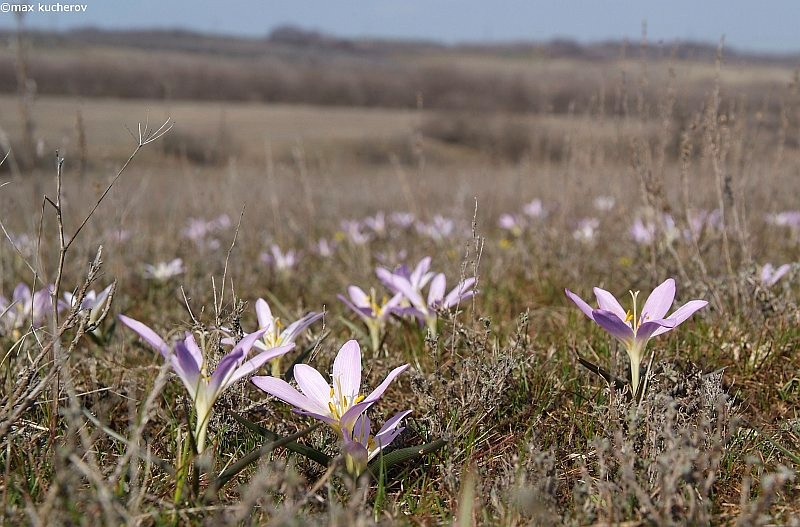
207, 423, 321, 495
230, 411, 331, 467
366, 438, 447, 479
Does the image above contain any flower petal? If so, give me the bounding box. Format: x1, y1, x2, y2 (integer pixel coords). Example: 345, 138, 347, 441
363, 364, 409, 402
641, 278, 676, 321
591, 309, 634, 342
255, 298, 273, 329
427, 273, 446, 307
347, 286, 369, 307
281, 312, 323, 343
635, 318, 676, 345
227, 343, 295, 386
565, 289, 595, 320
118, 314, 170, 358
251, 375, 328, 415
651, 300, 708, 337
443, 277, 476, 308
593, 288, 628, 321
294, 364, 334, 408
332, 339, 362, 400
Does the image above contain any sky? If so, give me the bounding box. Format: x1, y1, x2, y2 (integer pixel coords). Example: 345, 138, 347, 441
1, 1, 799, 54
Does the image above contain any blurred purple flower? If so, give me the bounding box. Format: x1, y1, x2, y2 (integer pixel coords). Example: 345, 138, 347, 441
261, 244, 299, 272
144, 258, 184, 281
0, 283, 59, 337
522, 199, 547, 219
593, 196, 616, 212
340, 220, 371, 245
339, 286, 403, 352
390, 212, 416, 229
760, 263, 792, 287
573, 218, 600, 242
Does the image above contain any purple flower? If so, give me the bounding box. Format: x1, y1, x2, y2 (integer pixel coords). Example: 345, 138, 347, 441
315, 238, 337, 258
340, 220, 371, 245
342, 410, 411, 476
573, 218, 600, 242
760, 263, 792, 287
261, 244, 299, 272
390, 212, 416, 229
522, 199, 546, 219
630, 218, 655, 245
226, 298, 322, 376
363, 212, 387, 235
119, 315, 292, 453
416, 215, 456, 241
0, 283, 58, 338
377, 257, 477, 334
339, 286, 403, 352
143, 258, 184, 281
498, 213, 524, 236
565, 278, 708, 395
63, 284, 113, 337
252, 339, 408, 435
593, 196, 616, 212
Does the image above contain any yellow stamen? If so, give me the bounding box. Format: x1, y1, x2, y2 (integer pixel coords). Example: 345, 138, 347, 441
354, 394, 365, 404
624, 310, 634, 323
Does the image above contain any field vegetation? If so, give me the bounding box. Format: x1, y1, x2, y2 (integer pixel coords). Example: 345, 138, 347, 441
0, 27, 799, 525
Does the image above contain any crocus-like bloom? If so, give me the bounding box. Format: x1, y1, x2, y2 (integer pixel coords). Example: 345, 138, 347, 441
120, 315, 293, 453
630, 218, 655, 245
228, 298, 322, 376
416, 215, 456, 241
498, 214, 524, 237
594, 196, 616, 212
144, 258, 184, 281
565, 278, 707, 395
261, 244, 299, 272
252, 340, 408, 435
390, 212, 415, 229
573, 218, 600, 242
63, 284, 113, 337
338, 286, 403, 352
341, 410, 411, 476
316, 238, 336, 258
760, 263, 791, 287
363, 212, 387, 235
0, 283, 57, 338
340, 220, 371, 245
765, 211, 800, 230
523, 199, 546, 219
377, 257, 477, 334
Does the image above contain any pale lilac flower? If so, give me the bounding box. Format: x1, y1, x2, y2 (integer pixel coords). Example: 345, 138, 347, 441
377, 257, 477, 334
566, 278, 707, 395
416, 215, 455, 241
363, 212, 387, 235
7, 233, 35, 258
593, 196, 616, 212
252, 340, 408, 435
339, 286, 403, 352
498, 213, 524, 236
342, 410, 411, 476
109, 229, 131, 243
340, 220, 371, 245
261, 244, 299, 272
226, 298, 322, 376
760, 263, 792, 287
316, 238, 337, 258
630, 218, 655, 245
686, 209, 722, 239
0, 283, 58, 337
63, 284, 113, 337
765, 211, 800, 230
182, 214, 230, 249
144, 258, 184, 281
573, 218, 600, 242
390, 212, 416, 229
522, 199, 546, 219
120, 315, 292, 453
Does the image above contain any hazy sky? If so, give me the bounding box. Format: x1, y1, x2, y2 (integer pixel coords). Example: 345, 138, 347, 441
1, 1, 799, 53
